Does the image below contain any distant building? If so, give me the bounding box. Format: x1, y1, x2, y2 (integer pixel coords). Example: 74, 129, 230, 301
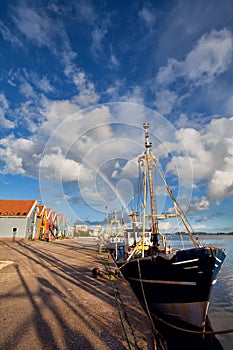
0, 199, 38, 239
74, 224, 88, 233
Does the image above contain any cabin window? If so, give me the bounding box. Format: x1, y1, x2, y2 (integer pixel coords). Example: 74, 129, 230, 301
22, 212, 27, 216
17, 212, 20, 215
3, 212, 8, 215
10, 212, 14, 215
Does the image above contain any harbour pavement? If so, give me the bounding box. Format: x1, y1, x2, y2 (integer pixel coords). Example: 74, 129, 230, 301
0, 238, 155, 350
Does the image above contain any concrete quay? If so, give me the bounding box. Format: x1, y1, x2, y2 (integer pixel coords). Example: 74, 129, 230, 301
0, 238, 155, 350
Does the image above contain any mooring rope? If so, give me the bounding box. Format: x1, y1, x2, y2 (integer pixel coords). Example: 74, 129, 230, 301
101, 258, 133, 350
137, 259, 168, 350
110, 278, 133, 350
151, 311, 233, 335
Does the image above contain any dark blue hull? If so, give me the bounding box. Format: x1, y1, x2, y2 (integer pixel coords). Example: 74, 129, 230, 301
117, 247, 225, 328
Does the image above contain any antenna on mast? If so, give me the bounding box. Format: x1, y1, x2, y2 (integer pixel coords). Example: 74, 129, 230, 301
143, 122, 152, 151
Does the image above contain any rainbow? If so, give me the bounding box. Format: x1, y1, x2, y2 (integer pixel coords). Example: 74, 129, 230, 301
80, 159, 133, 213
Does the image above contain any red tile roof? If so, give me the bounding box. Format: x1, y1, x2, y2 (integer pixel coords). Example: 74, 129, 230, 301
0, 200, 37, 217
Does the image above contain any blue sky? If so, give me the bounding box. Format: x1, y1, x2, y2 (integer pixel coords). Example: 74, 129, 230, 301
0, 0, 233, 232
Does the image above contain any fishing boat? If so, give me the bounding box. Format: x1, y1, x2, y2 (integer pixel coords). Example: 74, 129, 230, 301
113, 122, 226, 330
97, 208, 125, 254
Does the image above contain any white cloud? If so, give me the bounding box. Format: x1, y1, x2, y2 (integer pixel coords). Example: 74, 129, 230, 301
0, 20, 23, 47
40, 150, 91, 183
208, 167, 233, 201
64, 66, 99, 107
120, 86, 145, 105
0, 136, 32, 175
139, 6, 156, 28
23, 71, 54, 93
74, 0, 97, 25
175, 113, 189, 129
0, 93, 14, 129
192, 224, 207, 230
166, 117, 233, 203
19, 81, 35, 98
105, 80, 123, 98
156, 57, 180, 85
91, 26, 105, 54
154, 89, 178, 115
110, 53, 119, 67
185, 29, 233, 84
13, 100, 45, 133
37, 76, 54, 93
6, 68, 54, 102
91, 18, 110, 56
0, 150, 25, 174
1, 3, 77, 72
119, 156, 139, 179
207, 130, 233, 200
138, 5, 157, 47
0, 93, 9, 111
109, 44, 120, 68
12, 5, 52, 47
189, 196, 210, 212
156, 29, 233, 86
40, 98, 80, 137
167, 127, 213, 180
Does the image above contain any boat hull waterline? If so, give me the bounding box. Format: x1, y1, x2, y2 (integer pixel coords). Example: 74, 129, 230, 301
117, 246, 225, 329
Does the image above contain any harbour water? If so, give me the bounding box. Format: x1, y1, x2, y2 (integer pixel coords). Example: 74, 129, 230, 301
206, 235, 233, 350
155, 234, 233, 350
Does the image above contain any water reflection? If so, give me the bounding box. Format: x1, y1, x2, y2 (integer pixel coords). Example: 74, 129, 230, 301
153, 316, 224, 350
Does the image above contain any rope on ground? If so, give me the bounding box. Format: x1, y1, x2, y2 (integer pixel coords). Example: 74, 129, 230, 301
110, 279, 133, 350
102, 258, 133, 350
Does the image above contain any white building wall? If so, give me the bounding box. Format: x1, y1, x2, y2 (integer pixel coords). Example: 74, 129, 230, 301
0, 217, 28, 239
0, 202, 38, 239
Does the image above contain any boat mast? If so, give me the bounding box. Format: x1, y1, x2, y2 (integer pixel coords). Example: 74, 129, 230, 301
129, 209, 139, 246
139, 123, 159, 247
141, 124, 198, 249
121, 206, 124, 225
105, 206, 109, 227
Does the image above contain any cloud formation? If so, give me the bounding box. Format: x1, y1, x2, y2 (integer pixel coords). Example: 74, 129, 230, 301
156, 29, 233, 86
1, 1, 233, 228
166, 117, 233, 202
